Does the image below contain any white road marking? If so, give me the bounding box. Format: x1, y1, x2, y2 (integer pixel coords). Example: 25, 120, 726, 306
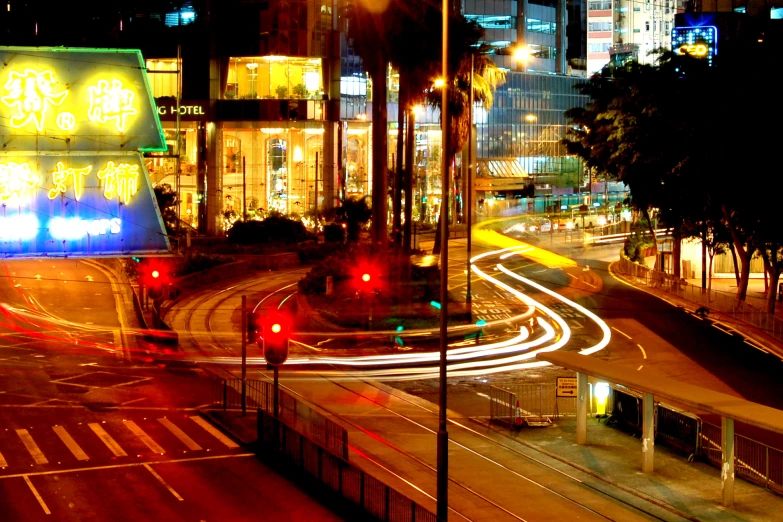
16, 429, 48, 465
637, 365, 643, 371
88, 423, 127, 457
611, 327, 632, 340
190, 417, 239, 448
0, 453, 254, 481
52, 426, 89, 461
744, 340, 769, 354
124, 421, 165, 454
144, 463, 183, 501
24, 475, 51, 515
637, 344, 647, 359
158, 418, 202, 451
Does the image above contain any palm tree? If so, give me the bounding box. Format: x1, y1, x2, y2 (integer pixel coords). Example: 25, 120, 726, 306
348, 0, 392, 250
426, 21, 506, 255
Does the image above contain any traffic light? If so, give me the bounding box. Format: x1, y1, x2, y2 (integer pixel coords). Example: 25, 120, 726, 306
260, 313, 290, 366
145, 265, 167, 301
353, 262, 381, 294
246, 311, 260, 344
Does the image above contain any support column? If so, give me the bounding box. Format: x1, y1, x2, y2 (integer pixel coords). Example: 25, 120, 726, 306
323, 122, 338, 214
722, 417, 735, 507
642, 392, 655, 473
206, 122, 221, 236
576, 372, 588, 444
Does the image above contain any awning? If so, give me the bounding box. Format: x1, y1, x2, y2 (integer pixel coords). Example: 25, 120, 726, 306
476, 158, 528, 179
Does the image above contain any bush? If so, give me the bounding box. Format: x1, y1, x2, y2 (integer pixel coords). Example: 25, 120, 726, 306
297, 242, 346, 265
173, 253, 234, 277
227, 216, 311, 245
623, 231, 650, 263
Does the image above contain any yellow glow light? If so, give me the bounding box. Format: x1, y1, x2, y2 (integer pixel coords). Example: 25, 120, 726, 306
513, 46, 532, 63
88, 79, 138, 132
0, 162, 39, 203
48, 162, 93, 201
676, 44, 708, 57
1, 69, 68, 131
433, 78, 445, 88
96, 161, 139, 204
362, 273, 371, 283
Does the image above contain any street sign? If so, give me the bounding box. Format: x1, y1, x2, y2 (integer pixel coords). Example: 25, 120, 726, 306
556, 377, 578, 397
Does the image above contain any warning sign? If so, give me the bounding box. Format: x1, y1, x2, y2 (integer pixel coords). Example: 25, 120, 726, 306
556, 377, 578, 397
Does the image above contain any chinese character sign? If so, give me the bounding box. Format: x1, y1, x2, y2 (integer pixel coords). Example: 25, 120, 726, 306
0, 47, 165, 153
0, 154, 169, 257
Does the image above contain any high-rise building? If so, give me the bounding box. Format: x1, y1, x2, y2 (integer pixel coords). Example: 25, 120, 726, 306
586, 0, 682, 75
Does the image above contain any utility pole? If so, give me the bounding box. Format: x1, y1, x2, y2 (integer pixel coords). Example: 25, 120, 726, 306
175, 44, 182, 252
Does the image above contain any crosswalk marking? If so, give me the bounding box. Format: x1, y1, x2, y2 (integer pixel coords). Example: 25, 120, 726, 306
16, 430, 48, 465
190, 416, 239, 448
88, 423, 127, 457
123, 421, 165, 454
52, 426, 89, 461
0, 452, 7, 468
158, 418, 202, 451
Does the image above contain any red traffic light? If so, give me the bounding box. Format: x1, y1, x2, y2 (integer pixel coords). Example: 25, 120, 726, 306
144, 264, 168, 301
151, 270, 160, 279
260, 313, 290, 366
361, 273, 371, 283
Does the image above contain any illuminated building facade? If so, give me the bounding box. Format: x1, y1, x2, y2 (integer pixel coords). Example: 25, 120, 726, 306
586, 0, 682, 74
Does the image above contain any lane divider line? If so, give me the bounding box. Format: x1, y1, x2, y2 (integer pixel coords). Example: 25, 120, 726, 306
144, 463, 184, 501
158, 418, 202, 451
190, 416, 239, 448
16, 429, 48, 465
637, 344, 647, 359
88, 423, 127, 457
23, 475, 51, 515
52, 426, 89, 461
611, 327, 632, 340
124, 421, 165, 455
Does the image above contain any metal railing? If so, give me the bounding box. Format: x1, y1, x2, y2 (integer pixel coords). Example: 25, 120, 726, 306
258, 410, 437, 522
495, 384, 576, 418
700, 422, 783, 495
211, 378, 348, 460
489, 386, 516, 426
617, 256, 783, 343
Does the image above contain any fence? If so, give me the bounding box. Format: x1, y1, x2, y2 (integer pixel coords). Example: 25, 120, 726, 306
616, 256, 783, 343
700, 422, 783, 495
489, 386, 516, 426
497, 384, 577, 418
211, 378, 348, 460
258, 410, 437, 522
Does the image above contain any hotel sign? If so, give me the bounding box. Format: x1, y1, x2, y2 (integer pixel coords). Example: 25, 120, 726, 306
155, 99, 210, 121
0, 47, 169, 257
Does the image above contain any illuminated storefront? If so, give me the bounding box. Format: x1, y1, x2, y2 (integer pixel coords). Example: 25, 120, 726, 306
0, 47, 169, 256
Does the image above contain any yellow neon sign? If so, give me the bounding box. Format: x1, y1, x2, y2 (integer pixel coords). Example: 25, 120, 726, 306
48, 162, 93, 201
97, 161, 139, 204
1, 69, 68, 131
88, 79, 138, 132
0, 162, 39, 203
676, 43, 708, 57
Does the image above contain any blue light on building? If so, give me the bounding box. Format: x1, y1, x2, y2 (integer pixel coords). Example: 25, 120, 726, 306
672, 26, 718, 67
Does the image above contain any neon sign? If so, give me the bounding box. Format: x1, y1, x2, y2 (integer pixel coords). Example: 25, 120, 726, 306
96, 161, 139, 204
0, 162, 39, 203
672, 26, 717, 66
0, 47, 165, 153
1, 69, 69, 131
88, 79, 138, 132
48, 162, 93, 201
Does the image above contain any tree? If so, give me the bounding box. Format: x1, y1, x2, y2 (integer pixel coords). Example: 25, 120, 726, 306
154, 183, 178, 236
335, 196, 372, 243
426, 20, 506, 255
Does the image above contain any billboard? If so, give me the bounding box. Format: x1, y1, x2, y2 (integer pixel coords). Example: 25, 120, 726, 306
672, 26, 718, 66
0, 47, 170, 257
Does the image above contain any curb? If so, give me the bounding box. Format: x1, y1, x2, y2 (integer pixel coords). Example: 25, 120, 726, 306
470, 417, 700, 522
196, 408, 255, 447
608, 261, 783, 360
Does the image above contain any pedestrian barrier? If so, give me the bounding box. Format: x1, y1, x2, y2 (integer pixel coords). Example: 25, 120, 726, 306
489, 386, 516, 426
610, 386, 644, 433
258, 410, 437, 522
655, 404, 701, 459
616, 256, 783, 343
211, 378, 348, 460
700, 421, 783, 495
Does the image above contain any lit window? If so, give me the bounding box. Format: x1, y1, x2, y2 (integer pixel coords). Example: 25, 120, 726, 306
225, 57, 323, 100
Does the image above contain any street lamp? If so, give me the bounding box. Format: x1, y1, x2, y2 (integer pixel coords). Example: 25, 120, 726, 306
513, 45, 532, 71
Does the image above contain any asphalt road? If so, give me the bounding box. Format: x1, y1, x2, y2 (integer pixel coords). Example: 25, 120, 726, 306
0, 260, 343, 521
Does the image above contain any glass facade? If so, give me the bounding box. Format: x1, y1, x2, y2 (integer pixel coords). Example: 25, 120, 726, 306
475, 72, 589, 205
225, 57, 324, 100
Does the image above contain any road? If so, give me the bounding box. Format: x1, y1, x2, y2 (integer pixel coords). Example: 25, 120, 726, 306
0, 259, 343, 521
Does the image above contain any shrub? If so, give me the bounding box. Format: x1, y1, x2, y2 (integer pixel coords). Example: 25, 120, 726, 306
227, 216, 310, 245
297, 242, 346, 264
173, 253, 234, 277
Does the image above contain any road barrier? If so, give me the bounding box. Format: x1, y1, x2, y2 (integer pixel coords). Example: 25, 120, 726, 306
211, 378, 348, 460
617, 256, 783, 343
611, 386, 644, 432
489, 386, 516, 427
258, 410, 437, 522
655, 404, 701, 458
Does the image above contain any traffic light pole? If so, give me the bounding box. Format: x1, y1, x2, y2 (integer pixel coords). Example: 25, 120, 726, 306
241, 295, 247, 415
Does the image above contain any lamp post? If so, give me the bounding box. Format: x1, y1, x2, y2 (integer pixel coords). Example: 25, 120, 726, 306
437, 1, 449, 519
466, 53, 474, 314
